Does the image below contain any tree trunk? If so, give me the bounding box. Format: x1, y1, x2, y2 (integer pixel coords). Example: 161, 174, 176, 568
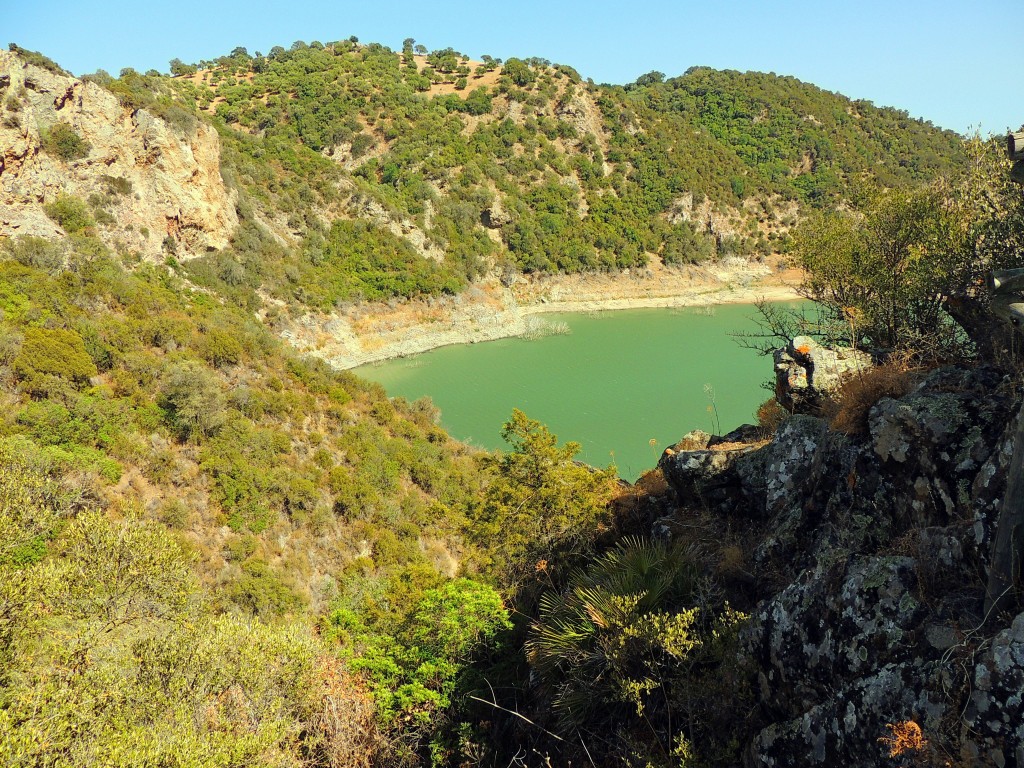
944, 294, 1019, 363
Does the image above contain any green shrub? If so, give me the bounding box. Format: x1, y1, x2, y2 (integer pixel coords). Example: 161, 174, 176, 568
326, 577, 510, 750
228, 559, 305, 616
100, 174, 133, 196
1, 236, 65, 273
8, 43, 69, 75
43, 194, 94, 233
12, 327, 98, 394
0, 436, 74, 569
223, 534, 258, 562
159, 361, 226, 440
40, 122, 91, 161
471, 409, 618, 585
197, 327, 243, 367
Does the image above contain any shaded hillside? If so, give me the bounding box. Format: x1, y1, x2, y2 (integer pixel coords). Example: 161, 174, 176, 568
624, 66, 961, 203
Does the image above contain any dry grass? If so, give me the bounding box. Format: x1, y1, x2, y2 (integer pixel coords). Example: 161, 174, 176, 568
307, 656, 383, 768
716, 544, 747, 580
879, 720, 927, 759
756, 397, 789, 435
825, 363, 921, 436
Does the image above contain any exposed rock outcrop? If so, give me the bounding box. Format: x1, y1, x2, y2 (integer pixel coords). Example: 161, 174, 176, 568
660, 365, 1023, 766
774, 335, 872, 411
349, 193, 443, 262
658, 424, 766, 508
0, 50, 237, 259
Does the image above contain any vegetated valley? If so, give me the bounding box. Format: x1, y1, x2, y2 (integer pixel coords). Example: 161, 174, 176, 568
0, 37, 1023, 767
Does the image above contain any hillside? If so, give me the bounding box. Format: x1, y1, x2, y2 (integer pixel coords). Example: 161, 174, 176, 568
168, 42, 962, 308
2, 38, 1019, 768
2, 40, 963, 319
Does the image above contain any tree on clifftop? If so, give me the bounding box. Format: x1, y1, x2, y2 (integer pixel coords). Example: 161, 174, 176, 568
168, 58, 196, 76
501, 58, 535, 88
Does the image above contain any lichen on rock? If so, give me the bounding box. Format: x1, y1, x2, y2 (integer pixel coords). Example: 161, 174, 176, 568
659, 362, 1023, 765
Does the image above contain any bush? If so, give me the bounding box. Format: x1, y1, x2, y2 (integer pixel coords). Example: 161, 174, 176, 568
100, 174, 133, 196
159, 361, 226, 440
40, 122, 91, 161
325, 577, 510, 758
1, 236, 65, 273
197, 327, 243, 367
794, 185, 970, 358
8, 44, 69, 75
526, 537, 702, 730
228, 559, 305, 616
43, 194, 94, 233
471, 409, 618, 585
12, 327, 98, 394
756, 397, 789, 434
825, 362, 920, 436
0, 437, 74, 569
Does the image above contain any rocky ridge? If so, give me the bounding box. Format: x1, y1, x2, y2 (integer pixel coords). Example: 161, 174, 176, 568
659, 357, 1024, 766
0, 50, 237, 260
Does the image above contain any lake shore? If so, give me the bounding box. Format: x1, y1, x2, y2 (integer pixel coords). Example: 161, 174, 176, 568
282, 256, 803, 370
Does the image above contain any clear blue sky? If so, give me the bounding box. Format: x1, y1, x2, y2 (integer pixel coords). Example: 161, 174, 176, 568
6, 0, 1021, 135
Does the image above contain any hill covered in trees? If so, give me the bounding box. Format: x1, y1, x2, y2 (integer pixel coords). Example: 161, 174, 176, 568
5, 37, 964, 317
2, 38, 1017, 768
177, 41, 961, 303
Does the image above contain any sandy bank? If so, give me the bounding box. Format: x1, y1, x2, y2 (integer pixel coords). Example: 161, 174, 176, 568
281, 257, 802, 370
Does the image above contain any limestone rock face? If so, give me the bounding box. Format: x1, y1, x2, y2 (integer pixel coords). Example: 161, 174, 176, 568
0, 51, 237, 260
774, 335, 872, 411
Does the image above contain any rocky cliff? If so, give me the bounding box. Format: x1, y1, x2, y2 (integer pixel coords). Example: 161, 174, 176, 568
660, 362, 1024, 766
0, 50, 236, 260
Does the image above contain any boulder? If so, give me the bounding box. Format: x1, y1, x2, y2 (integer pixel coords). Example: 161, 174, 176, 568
659, 425, 765, 509
748, 661, 949, 767
744, 556, 926, 717
962, 611, 1024, 765
774, 335, 872, 412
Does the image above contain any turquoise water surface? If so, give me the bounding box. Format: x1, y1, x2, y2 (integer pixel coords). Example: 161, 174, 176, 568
355, 304, 793, 481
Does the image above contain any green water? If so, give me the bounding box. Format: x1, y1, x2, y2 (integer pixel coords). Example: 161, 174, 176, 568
355, 304, 793, 481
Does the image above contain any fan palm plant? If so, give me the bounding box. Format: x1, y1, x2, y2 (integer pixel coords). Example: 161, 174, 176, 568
525, 536, 704, 733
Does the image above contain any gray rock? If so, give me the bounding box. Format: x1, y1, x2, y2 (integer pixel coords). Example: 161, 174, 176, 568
749, 662, 948, 768
961, 611, 1024, 767
659, 427, 764, 509
695, 365, 1022, 765
744, 556, 925, 715
774, 336, 872, 412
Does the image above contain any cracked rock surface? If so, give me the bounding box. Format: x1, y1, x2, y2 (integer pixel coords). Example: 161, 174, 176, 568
662, 364, 1023, 766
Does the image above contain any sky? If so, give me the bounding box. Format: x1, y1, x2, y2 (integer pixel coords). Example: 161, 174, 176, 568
5, 0, 1021, 135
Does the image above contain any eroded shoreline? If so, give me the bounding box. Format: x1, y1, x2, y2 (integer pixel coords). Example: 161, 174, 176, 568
282, 257, 803, 370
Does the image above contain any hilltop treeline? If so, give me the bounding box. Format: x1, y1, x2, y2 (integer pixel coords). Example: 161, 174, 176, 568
77, 39, 963, 313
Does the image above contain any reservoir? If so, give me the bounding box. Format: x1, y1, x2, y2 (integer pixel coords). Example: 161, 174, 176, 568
355, 303, 798, 481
